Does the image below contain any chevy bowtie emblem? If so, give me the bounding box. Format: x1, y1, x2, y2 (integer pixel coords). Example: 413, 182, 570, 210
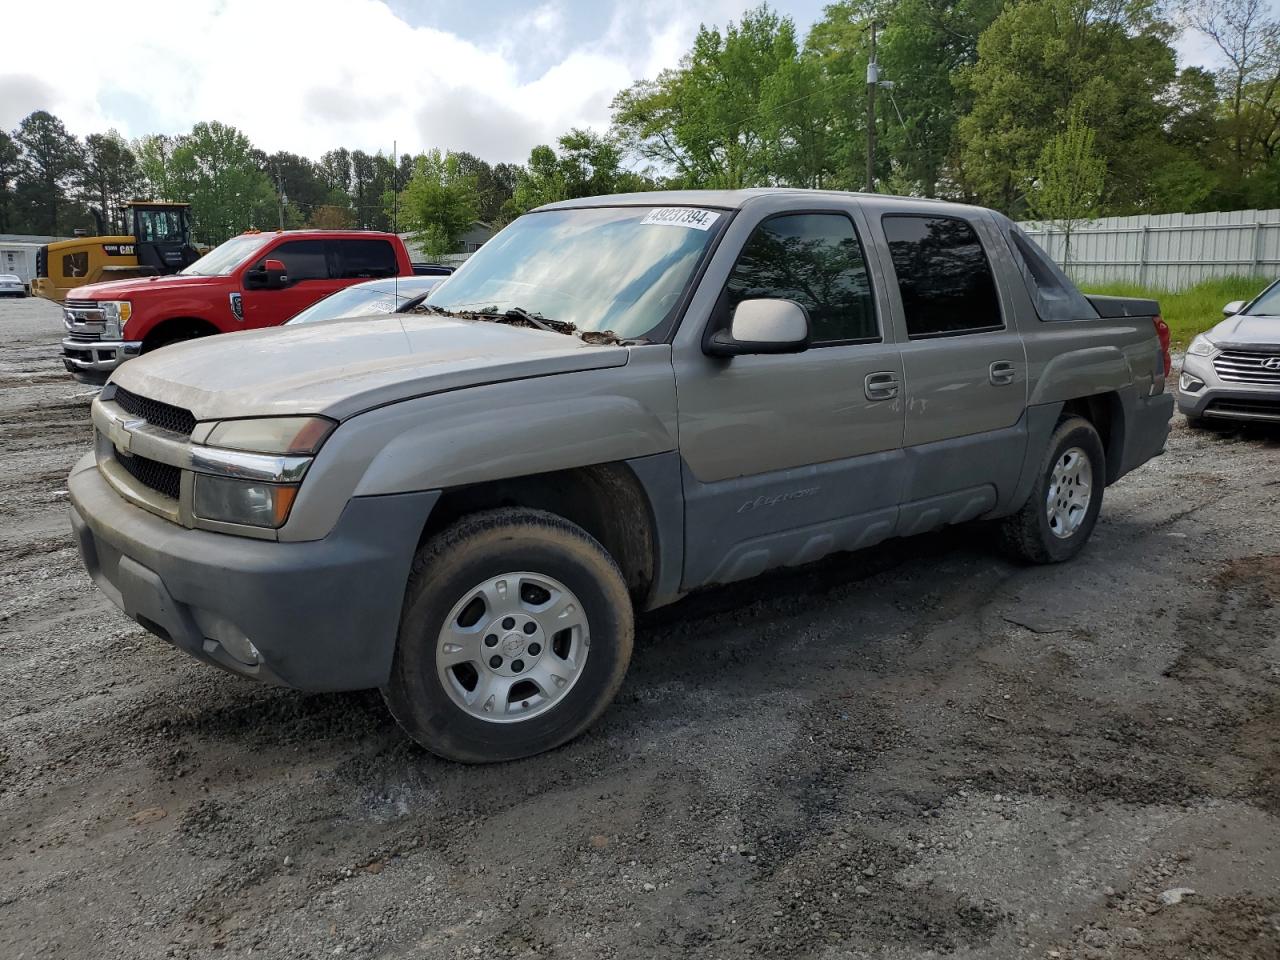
229, 292, 244, 322
111, 417, 145, 454
1263, 357, 1280, 370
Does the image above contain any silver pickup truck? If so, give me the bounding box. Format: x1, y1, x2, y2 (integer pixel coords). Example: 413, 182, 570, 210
69, 190, 1173, 762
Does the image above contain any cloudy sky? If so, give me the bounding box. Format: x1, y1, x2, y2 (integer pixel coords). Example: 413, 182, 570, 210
0, 0, 1257, 164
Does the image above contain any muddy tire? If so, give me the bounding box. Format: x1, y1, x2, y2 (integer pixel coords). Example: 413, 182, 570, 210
1001, 415, 1106, 564
383, 508, 634, 763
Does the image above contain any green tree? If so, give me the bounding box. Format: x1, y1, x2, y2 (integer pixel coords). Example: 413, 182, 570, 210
13, 110, 84, 235
955, 0, 1178, 215
350, 149, 397, 230
307, 187, 357, 227
0, 130, 23, 233
307, 203, 356, 229
612, 5, 805, 188
505, 129, 652, 219
1027, 106, 1106, 268
317, 148, 352, 196
260, 150, 328, 226
80, 131, 141, 233
399, 150, 479, 258
453, 151, 518, 223
168, 122, 277, 244
134, 134, 180, 200
1185, 0, 1280, 169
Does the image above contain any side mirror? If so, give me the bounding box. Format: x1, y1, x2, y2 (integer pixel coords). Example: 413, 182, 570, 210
246, 258, 290, 290
1222, 300, 1245, 317
264, 259, 289, 288
705, 298, 811, 357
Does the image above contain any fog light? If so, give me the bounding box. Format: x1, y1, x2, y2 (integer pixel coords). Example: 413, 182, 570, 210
1179, 373, 1204, 392
192, 610, 261, 666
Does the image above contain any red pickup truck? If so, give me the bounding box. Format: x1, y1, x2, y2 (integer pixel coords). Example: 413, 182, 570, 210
60, 230, 415, 383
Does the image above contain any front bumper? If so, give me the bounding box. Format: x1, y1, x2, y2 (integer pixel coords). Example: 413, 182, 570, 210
1177, 354, 1280, 423
61, 337, 141, 382
69, 452, 439, 691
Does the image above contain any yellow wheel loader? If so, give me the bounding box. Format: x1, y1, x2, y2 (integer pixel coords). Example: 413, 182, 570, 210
32, 201, 201, 302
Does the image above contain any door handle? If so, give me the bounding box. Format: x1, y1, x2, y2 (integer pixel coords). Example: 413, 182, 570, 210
989, 360, 1017, 386
865, 371, 900, 401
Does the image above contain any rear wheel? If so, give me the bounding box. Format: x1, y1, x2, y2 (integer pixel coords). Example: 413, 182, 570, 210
1001, 416, 1106, 564
383, 508, 634, 763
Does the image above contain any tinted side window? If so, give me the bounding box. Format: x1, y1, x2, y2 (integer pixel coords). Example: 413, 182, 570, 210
882, 215, 1002, 337
724, 213, 878, 344
258, 240, 329, 281
335, 239, 398, 279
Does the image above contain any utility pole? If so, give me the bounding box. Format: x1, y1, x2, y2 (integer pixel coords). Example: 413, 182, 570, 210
866, 20, 878, 194
275, 164, 286, 230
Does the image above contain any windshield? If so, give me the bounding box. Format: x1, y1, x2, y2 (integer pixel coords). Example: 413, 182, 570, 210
180, 234, 275, 277
1244, 280, 1280, 316
135, 209, 185, 243
286, 280, 437, 325
424, 205, 726, 339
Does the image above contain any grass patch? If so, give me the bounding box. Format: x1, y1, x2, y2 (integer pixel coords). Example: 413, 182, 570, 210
1079, 275, 1271, 347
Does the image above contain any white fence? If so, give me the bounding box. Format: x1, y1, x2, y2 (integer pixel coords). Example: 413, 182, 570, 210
1019, 209, 1280, 291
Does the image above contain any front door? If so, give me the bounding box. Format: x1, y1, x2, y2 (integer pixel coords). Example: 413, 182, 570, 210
673, 209, 906, 589
239, 239, 346, 329
875, 213, 1029, 534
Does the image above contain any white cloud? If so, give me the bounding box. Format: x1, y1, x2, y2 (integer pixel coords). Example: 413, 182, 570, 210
0, 0, 714, 163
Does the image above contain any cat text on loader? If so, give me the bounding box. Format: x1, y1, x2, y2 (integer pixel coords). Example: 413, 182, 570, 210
32, 201, 201, 302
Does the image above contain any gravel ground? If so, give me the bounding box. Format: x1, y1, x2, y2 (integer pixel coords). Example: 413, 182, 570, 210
1, 294, 1278, 960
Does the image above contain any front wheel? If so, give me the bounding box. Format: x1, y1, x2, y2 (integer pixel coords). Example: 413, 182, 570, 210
383, 508, 634, 763
1000, 415, 1106, 564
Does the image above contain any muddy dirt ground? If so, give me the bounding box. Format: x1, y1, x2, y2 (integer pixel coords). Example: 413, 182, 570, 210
0, 295, 1277, 960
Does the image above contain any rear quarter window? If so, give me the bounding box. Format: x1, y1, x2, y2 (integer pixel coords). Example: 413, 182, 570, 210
1002, 222, 1100, 322
335, 239, 398, 279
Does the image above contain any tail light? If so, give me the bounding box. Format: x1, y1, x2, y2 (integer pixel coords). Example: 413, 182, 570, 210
1153, 315, 1171, 378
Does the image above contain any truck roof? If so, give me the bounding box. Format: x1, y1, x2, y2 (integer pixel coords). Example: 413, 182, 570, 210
230, 229, 404, 240
539, 187, 986, 218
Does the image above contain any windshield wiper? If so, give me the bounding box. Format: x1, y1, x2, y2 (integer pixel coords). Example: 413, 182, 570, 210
408, 302, 633, 344
503, 306, 559, 333
464, 306, 578, 337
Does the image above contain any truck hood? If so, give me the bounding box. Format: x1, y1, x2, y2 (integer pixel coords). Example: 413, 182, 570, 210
74, 273, 227, 301
109, 315, 629, 422
1209, 313, 1280, 350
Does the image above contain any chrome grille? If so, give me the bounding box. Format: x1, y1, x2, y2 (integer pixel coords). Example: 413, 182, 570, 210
113, 388, 197, 437
1213, 350, 1280, 384
64, 299, 105, 341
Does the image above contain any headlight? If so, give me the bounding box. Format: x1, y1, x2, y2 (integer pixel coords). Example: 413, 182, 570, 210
205, 416, 335, 455
1186, 334, 1217, 357
100, 300, 131, 340
190, 416, 335, 528
193, 475, 299, 528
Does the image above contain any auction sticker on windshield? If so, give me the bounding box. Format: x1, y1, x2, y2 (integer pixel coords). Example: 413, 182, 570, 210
640, 208, 721, 230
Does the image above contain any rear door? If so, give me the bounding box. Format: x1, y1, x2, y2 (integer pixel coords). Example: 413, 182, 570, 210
239, 239, 346, 328
673, 206, 907, 588
876, 212, 1029, 534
